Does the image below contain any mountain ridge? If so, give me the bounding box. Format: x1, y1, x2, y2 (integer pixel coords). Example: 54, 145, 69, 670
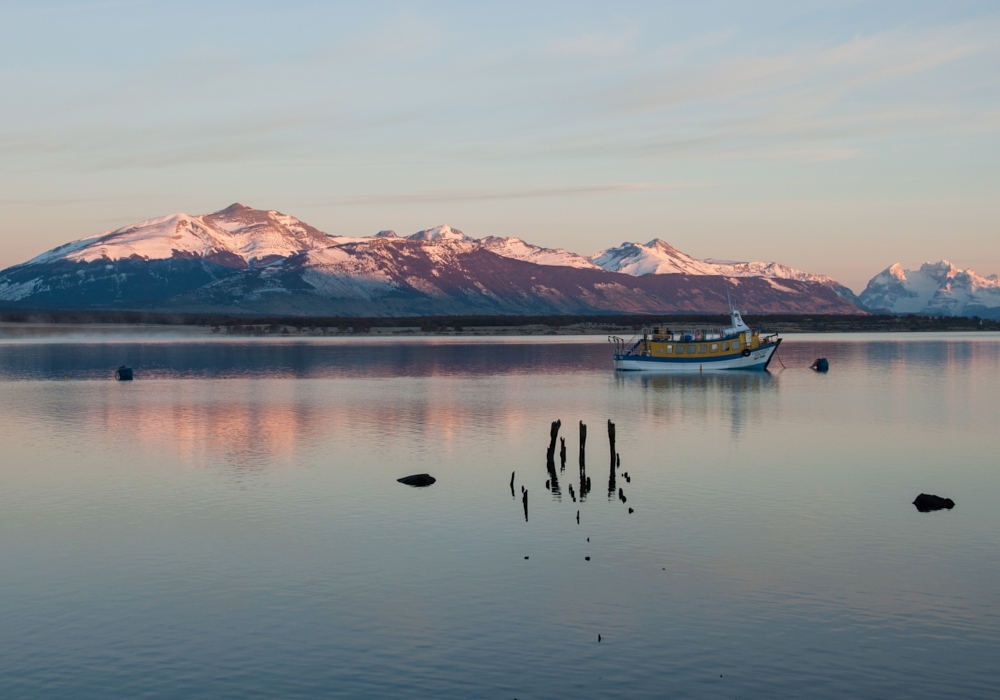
860, 260, 1000, 320
0, 203, 870, 317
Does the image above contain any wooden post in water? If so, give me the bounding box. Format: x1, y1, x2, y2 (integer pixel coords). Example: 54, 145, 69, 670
608, 419, 617, 497
559, 437, 566, 470
546, 419, 561, 467
546, 420, 561, 495
579, 421, 588, 499
608, 419, 616, 469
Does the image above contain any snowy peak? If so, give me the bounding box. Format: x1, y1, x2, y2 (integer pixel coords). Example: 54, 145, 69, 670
25, 205, 334, 269
479, 236, 601, 269
407, 225, 472, 243
860, 260, 1000, 316
590, 239, 719, 276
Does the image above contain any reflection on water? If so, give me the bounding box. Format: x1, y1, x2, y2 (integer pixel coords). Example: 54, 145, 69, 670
619, 370, 776, 436
0, 338, 609, 381
1, 335, 999, 699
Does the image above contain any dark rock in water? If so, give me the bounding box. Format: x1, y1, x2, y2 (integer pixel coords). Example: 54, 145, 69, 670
913, 493, 955, 512
585, 556, 591, 561
811, 358, 829, 372
115, 365, 133, 381
629, 508, 634, 514
397, 473, 436, 487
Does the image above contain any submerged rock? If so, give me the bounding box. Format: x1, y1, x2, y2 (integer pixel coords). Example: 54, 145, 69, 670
913, 493, 955, 512
397, 474, 436, 487
811, 358, 829, 372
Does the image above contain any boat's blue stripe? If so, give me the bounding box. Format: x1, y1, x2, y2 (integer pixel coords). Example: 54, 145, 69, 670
615, 343, 776, 364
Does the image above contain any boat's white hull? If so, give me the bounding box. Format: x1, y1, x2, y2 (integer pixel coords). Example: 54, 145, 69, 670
614, 341, 779, 372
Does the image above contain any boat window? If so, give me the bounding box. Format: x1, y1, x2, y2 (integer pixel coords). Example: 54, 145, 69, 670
732, 340, 740, 350
753, 330, 759, 336
710, 343, 718, 352
676, 345, 684, 354
687, 345, 695, 354
666, 345, 673, 354
721, 342, 729, 351
698, 345, 707, 353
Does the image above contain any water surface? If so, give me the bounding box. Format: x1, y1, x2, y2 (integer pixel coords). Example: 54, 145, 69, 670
1, 334, 998, 698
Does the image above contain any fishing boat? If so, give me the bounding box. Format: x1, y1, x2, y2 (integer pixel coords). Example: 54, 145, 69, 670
610, 306, 781, 371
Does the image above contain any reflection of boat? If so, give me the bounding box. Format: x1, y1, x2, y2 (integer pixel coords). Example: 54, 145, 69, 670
610, 305, 781, 371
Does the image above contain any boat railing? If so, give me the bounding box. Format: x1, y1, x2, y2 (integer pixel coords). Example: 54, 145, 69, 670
608, 334, 643, 356
649, 327, 731, 342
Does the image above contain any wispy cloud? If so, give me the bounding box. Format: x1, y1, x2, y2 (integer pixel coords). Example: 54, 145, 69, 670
335, 182, 709, 205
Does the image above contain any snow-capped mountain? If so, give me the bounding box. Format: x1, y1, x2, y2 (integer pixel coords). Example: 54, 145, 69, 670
590, 239, 861, 304
480, 236, 601, 269
860, 261, 1000, 319
28, 203, 332, 270
0, 204, 867, 316
591, 239, 720, 276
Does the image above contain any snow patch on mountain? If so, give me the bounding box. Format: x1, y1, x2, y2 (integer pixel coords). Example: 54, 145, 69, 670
407, 225, 472, 243
589, 239, 858, 303
0, 276, 46, 301
479, 236, 601, 269
591, 240, 720, 276
860, 261, 1000, 317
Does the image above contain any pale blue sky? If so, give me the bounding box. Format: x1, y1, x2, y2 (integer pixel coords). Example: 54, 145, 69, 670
1, 0, 997, 290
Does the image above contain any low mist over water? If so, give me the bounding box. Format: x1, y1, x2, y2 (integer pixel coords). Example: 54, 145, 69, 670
1, 335, 998, 698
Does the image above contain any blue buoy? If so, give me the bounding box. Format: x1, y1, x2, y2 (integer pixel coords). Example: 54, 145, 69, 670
811, 358, 829, 372
115, 366, 133, 381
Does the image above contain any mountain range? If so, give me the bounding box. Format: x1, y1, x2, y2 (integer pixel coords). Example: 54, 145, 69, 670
0, 203, 990, 318
859, 261, 1000, 320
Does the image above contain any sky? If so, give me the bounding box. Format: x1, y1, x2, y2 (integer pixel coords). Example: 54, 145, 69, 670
0, 0, 997, 291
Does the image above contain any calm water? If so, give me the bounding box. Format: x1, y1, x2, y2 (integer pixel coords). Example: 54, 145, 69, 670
1, 334, 998, 699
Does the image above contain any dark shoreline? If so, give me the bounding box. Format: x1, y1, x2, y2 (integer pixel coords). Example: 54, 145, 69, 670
1, 310, 997, 335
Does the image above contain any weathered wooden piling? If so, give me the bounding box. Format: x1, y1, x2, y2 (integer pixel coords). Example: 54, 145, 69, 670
546, 419, 561, 467
559, 437, 566, 470
608, 419, 616, 469
523, 489, 528, 521
579, 421, 587, 467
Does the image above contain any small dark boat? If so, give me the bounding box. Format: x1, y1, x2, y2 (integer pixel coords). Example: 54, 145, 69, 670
115, 366, 133, 381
